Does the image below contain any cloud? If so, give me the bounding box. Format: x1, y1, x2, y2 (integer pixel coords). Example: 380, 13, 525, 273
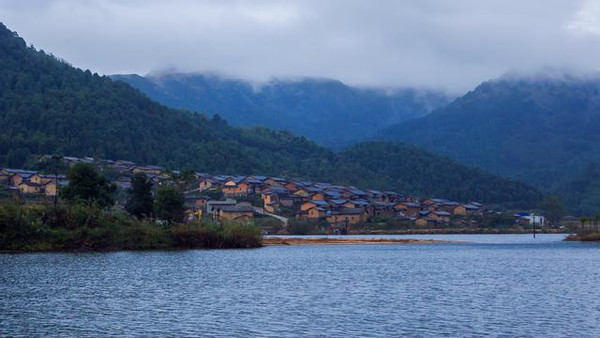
0, 0, 597, 92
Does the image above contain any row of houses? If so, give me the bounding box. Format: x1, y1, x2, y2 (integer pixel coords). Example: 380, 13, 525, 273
2, 156, 486, 228
0, 169, 67, 196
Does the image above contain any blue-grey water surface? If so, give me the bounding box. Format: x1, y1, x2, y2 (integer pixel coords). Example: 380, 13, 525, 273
1, 234, 600, 337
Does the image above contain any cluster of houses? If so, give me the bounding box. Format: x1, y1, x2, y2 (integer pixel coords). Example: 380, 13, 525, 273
0, 169, 67, 197
196, 174, 485, 228
1, 155, 489, 229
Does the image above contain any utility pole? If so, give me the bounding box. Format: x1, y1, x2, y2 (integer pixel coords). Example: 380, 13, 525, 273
532, 213, 536, 239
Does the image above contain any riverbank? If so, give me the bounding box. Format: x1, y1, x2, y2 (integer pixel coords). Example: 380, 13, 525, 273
564, 232, 600, 241
347, 227, 568, 235
263, 237, 450, 246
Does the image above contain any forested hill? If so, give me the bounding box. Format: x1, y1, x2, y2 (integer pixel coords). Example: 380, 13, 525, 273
0, 23, 330, 177
0, 23, 541, 206
381, 74, 600, 190
111, 73, 451, 148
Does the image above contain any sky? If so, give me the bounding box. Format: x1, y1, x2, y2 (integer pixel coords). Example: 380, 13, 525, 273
1, 0, 600, 92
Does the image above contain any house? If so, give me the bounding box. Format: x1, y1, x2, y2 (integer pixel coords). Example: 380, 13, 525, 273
199, 178, 218, 191
465, 204, 482, 215
132, 165, 164, 175
244, 179, 264, 193
323, 190, 343, 200
185, 194, 210, 210
296, 206, 328, 220
345, 188, 368, 199
514, 213, 545, 226
396, 202, 421, 218
367, 190, 385, 202
17, 181, 44, 194
433, 211, 451, 223
420, 210, 451, 223
30, 173, 66, 185
6, 169, 37, 187
43, 179, 68, 196
300, 200, 330, 211
206, 199, 237, 215
310, 192, 326, 201
329, 199, 348, 208
435, 201, 459, 213
279, 195, 296, 207
293, 188, 311, 198
222, 182, 249, 196
415, 217, 436, 227
326, 208, 365, 225
371, 202, 395, 217
284, 181, 301, 191
344, 199, 370, 209
261, 186, 289, 206
264, 177, 286, 186
217, 204, 254, 222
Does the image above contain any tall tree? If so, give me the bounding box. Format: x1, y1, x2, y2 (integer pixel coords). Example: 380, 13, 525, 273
125, 173, 154, 219
540, 195, 566, 227
154, 186, 185, 225
61, 163, 115, 208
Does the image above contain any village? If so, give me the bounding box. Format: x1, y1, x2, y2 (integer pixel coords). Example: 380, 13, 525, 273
0, 155, 544, 234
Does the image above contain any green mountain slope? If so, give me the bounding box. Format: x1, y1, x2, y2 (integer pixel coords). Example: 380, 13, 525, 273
0, 23, 540, 206
381, 74, 600, 190
111, 73, 451, 148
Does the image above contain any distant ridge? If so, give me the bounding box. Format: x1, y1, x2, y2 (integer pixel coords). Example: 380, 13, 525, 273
381, 73, 600, 189
111, 72, 451, 148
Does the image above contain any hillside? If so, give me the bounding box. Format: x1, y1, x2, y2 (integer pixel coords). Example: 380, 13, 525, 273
381, 74, 600, 190
0, 23, 540, 206
111, 73, 451, 148
556, 163, 600, 216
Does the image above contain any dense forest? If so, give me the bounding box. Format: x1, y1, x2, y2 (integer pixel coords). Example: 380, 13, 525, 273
0, 23, 541, 207
556, 163, 600, 216
381, 75, 600, 190
111, 73, 451, 148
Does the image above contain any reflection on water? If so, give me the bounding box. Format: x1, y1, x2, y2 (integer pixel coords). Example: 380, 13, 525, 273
1, 234, 599, 336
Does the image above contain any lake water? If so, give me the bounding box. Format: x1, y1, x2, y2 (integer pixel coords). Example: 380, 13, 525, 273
2, 234, 600, 337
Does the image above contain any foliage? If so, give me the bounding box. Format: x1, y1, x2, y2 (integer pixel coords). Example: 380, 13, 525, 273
60, 163, 115, 207
154, 186, 184, 224
0, 201, 261, 251
324, 142, 543, 207
125, 173, 154, 219
540, 195, 566, 226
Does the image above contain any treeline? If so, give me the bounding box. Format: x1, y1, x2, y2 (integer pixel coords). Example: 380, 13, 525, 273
0, 164, 261, 251
0, 23, 541, 207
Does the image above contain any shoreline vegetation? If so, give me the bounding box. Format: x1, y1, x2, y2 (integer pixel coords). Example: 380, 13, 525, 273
0, 200, 262, 253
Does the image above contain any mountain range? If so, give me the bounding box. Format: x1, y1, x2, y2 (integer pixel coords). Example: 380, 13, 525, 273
0, 22, 540, 206
380, 73, 600, 190
111, 73, 451, 148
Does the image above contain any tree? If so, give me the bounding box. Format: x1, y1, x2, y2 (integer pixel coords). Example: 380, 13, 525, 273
125, 173, 154, 219
154, 186, 185, 225
541, 195, 566, 227
61, 163, 115, 208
